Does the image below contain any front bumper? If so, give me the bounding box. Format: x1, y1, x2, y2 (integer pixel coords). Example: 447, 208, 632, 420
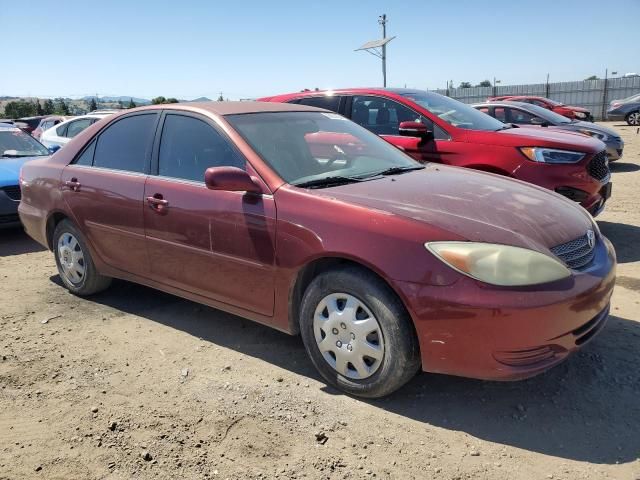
606, 111, 626, 122
397, 236, 616, 380
0, 187, 21, 228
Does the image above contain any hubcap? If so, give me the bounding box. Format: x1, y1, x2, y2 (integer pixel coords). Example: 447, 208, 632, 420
629, 112, 640, 125
57, 232, 85, 284
313, 293, 385, 380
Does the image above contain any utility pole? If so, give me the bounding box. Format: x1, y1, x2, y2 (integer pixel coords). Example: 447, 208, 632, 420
355, 15, 395, 88
379, 14, 388, 87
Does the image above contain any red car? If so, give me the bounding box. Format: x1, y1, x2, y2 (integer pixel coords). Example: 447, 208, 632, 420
487, 95, 593, 121
260, 88, 611, 216
19, 102, 616, 397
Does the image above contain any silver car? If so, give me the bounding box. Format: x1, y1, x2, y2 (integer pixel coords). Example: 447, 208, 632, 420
474, 101, 625, 161
606, 93, 640, 125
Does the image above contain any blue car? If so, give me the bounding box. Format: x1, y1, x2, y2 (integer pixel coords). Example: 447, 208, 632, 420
0, 124, 53, 228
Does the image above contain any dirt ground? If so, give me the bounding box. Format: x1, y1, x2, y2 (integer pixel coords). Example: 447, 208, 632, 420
1, 122, 639, 480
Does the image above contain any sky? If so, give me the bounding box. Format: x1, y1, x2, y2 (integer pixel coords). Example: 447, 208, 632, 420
2, 0, 639, 100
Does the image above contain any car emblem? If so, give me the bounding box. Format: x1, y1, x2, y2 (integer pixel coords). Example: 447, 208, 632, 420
587, 230, 595, 248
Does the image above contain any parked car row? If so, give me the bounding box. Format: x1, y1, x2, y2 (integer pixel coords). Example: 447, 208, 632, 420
17, 99, 617, 397
473, 101, 624, 161
39, 112, 115, 149
486, 95, 593, 121
259, 88, 612, 216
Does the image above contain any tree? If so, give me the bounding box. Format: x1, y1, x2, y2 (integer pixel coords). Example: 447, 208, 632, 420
4, 101, 36, 118
477, 80, 492, 87
151, 96, 178, 105
89, 98, 98, 112
35, 99, 44, 116
54, 98, 70, 115
128, 98, 136, 108
43, 99, 55, 115
585, 75, 599, 81
217, 94, 224, 101
459, 81, 472, 88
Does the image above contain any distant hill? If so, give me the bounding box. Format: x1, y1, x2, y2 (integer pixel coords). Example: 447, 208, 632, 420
189, 97, 212, 102
83, 96, 151, 105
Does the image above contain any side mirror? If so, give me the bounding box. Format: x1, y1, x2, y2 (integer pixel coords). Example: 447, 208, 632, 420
204, 166, 262, 193
48, 145, 61, 154
399, 121, 432, 139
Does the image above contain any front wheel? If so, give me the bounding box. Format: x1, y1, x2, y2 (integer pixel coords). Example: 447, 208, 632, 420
626, 111, 640, 126
299, 266, 420, 398
53, 219, 112, 295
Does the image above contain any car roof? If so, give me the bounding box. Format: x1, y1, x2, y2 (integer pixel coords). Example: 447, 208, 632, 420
474, 100, 535, 108
127, 101, 331, 116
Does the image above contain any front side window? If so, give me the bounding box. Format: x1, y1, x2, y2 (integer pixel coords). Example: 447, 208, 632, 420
56, 123, 69, 137
296, 96, 342, 113
400, 91, 505, 131
66, 119, 94, 138
227, 111, 420, 186
0, 129, 50, 158
493, 107, 507, 122
93, 114, 157, 173
509, 109, 539, 124
158, 114, 245, 182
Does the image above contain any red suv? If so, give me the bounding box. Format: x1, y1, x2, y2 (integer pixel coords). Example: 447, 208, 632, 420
487, 95, 593, 121
260, 89, 611, 216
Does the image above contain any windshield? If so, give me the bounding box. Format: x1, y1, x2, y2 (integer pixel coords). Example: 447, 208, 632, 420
512, 102, 573, 124
400, 91, 505, 131
226, 111, 421, 186
0, 130, 50, 158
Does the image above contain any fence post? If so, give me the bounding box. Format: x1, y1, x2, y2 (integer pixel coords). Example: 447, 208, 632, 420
601, 70, 609, 121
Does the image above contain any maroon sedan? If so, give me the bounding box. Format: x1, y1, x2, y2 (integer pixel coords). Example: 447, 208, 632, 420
18, 102, 616, 397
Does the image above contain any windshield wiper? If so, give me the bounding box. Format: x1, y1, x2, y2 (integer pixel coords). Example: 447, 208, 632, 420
293, 175, 366, 189
373, 165, 425, 176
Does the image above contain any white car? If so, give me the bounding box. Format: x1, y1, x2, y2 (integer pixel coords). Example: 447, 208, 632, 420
39, 113, 114, 149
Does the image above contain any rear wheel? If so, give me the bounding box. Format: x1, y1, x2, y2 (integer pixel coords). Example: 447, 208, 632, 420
626, 111, 640, 126
53, 219, 111, 295
299, 266, 420, 398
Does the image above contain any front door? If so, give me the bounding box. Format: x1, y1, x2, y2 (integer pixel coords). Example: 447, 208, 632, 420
348, 95, 457, 164
61, 113, 159, 275
144, 112, 276, 316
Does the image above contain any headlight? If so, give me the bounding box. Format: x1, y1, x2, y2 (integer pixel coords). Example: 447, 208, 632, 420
425, 242, 571, 286
574, 112, 587, 119
578, 129, 607, 141
519, 147, 586, 164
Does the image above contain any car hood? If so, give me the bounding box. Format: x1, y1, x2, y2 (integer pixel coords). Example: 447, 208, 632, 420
0, 155, 46, 187
543, 121, 621, 139
318, 165, 594, 253
465, 126, 604, 151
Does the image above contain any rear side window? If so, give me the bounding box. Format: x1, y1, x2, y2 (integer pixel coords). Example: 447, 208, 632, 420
296, 96, 342, 113
158, 114, 245, 182
75, 140, 96, 166
66, 119, 93, 138
93, 114, 157, 173
56, 123, 69, 137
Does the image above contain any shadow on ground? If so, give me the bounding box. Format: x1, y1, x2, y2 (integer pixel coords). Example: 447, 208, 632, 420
0, 228, 46, 257
598, 220, 640, 263
610, 161, 640, 173
46, 275, 640, 466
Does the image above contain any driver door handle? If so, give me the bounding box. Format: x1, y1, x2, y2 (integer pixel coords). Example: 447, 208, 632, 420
65, 178, 81, 191
146, 194, 169, 212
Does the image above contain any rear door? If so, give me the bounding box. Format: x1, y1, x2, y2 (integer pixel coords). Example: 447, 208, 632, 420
61, 112, 159, 276
143, 112, 277, 316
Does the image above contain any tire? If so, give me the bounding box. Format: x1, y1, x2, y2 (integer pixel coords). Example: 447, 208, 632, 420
299, 266, 420, 398
53, 219, 112, 295
626, 111, 640, 126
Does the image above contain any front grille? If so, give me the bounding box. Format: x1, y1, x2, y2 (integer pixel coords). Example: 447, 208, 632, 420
587, 151, 610, 182
1, 185, 21, 201
550, 232, 596, 270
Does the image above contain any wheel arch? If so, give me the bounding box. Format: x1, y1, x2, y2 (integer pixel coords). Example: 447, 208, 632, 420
45, 210, 70, 250
287, 255, 416, 339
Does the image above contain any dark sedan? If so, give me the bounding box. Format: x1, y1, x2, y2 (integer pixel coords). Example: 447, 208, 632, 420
474, 101, 624, 161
